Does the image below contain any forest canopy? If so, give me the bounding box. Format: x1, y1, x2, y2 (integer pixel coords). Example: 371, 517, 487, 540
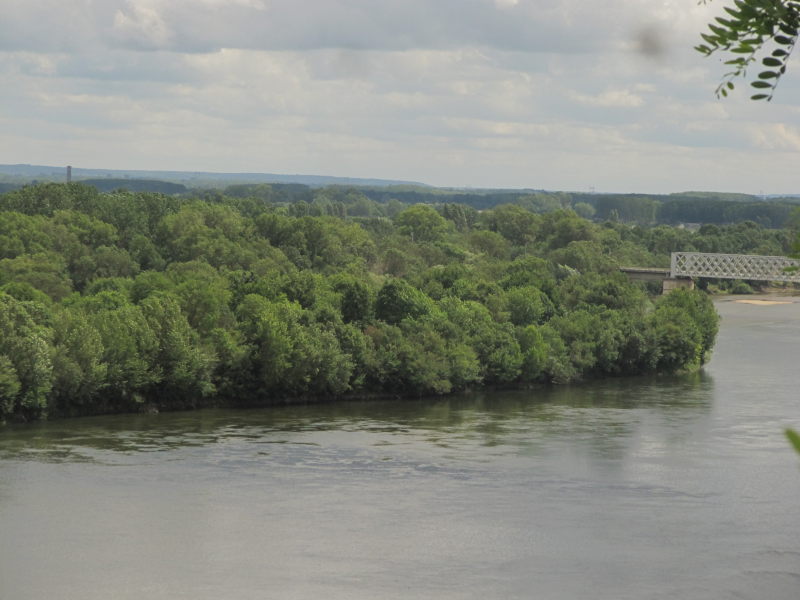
0, 183, 750, 422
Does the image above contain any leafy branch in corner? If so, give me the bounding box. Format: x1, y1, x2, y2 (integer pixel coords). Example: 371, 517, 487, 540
696, 0, 800, 100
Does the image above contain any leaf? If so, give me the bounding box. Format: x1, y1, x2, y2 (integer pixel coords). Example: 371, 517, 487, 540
750, 93, 770, 100
774, 35, 794, 45
758, 70, 779, 79
786, 428, 800, 455
762, 57, 782, 66
709, 24, 731, 38
750, 80, 773, 88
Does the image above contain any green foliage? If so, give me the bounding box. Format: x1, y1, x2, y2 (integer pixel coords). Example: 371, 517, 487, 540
573, 202, 596, 220
644, 290, 720, 375
395, 204, 450, 242
0, 293, 54, 420
505, 286, 555, 326
139, 294, 216, 407
480, 204, 540, 246
517, 325, 548, 382
88, 301, 161, 408
0, 252, 73, 300
332, 274, 374, 323
787, 428, 800, 454
696, 0, 799, 100
500, 256, 558, 296
541, 210, 597, 250
50, 312, 107, 413
0, 355, 22, 418
559, 272, 648, 313
649, 306, 703, 372
0, 183, 724, 421
655, 288, 719, 363
235, 294, 353, 398
375, 278, 434, 324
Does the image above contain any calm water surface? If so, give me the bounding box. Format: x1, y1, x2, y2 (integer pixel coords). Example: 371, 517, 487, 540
1, 296, 799, 599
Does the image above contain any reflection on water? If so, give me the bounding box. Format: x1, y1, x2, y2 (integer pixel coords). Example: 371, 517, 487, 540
1, 297, 799, 600
0, 372, 713, 466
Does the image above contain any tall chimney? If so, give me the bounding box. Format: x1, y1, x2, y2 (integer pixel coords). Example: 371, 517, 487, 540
66, 165, 72, 183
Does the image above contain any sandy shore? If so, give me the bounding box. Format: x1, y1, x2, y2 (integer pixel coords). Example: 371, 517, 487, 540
715, 292, 800, 306
733, 299, 794, 305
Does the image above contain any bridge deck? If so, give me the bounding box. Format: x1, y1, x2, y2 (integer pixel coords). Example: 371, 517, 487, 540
619, 267, 671, 275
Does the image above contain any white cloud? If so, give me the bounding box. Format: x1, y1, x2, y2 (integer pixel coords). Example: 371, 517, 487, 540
571, 88, 646, 108
112, 1, 174, 49
750, 123, 800, 152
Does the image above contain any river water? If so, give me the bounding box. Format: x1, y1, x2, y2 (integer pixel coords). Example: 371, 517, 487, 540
1, 296, 799, 599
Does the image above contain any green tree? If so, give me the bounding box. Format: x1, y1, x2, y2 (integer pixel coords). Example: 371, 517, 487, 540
649, 306, 704, 372
0, 356, 21, 418
50, 312, 107, 414
504, 286, 555, 326
573, 202, 596, 220
517, 325, 548, 382
87, 300, 161, 408
480, 204, 540, 246
139, 294, 216, 407
332, 274, 374, 323
655, 288, 719, 363
395, 204, 450, 242
375, 278, 434, 325
0, 293, 54, 420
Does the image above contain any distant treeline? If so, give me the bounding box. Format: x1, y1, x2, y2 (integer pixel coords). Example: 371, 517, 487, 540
222, 183, 800, 228
3, 179, 798, 228
80, 179, 188, 195
569, 193, 799, 228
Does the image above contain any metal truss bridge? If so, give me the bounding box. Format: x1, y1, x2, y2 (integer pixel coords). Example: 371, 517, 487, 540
670, 252, 800, 283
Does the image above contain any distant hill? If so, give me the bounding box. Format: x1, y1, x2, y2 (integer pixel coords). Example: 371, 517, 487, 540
0, 164, 429, 189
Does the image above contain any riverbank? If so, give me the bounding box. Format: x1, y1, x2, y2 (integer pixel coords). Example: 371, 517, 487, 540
714, 291, 800, 305
2, 296, 799, 600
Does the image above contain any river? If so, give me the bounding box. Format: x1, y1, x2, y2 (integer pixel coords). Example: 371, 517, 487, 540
1, 296, 799, 599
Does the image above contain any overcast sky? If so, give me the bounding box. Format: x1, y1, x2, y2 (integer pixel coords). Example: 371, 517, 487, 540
2, 0, 799, 193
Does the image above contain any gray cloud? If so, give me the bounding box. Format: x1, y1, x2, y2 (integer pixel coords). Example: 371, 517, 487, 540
1, 0, 668, 54
3, 0, 800, 194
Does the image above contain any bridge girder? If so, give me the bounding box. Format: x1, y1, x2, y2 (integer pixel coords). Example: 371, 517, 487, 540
670, 252, 800, 283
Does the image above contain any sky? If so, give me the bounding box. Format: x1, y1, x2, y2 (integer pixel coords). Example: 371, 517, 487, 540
2, 0, 800, 194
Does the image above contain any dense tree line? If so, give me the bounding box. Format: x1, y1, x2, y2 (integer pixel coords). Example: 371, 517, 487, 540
5, 177, 798, 229
0, 183, 727, 422
80, 179, 188, 194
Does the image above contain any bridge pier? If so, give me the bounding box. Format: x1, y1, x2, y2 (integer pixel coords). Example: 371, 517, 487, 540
618, 267, 694, 295
662, 277, 694, 294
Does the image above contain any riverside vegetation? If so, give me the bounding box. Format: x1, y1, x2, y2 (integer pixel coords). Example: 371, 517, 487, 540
3, 182, 790, 423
